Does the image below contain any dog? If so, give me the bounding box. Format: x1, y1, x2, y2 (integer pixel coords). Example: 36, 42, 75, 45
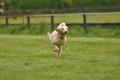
47, 22, 68, 57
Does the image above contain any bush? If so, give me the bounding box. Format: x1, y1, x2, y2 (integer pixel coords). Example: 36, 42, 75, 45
0, 24, 120, 38
68, 26, 120, 38
3, 0, 120, 10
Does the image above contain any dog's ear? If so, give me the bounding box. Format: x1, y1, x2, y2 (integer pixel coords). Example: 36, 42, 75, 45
56, 27, 59, 31
56, 29, 58, 31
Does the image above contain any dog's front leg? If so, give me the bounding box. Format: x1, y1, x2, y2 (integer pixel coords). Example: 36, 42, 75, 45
57, 46, 62, 57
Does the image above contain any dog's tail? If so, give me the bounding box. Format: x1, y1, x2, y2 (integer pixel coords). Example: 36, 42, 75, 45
47, 32, 51, 40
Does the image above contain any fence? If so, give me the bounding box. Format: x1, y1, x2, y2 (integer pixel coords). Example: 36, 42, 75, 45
0, 7, 120, 31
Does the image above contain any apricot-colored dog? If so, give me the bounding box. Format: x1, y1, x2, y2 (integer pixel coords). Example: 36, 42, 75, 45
47, 22, 68, 57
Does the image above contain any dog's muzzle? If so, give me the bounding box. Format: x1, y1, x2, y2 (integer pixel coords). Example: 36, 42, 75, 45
64, 31, 68, 34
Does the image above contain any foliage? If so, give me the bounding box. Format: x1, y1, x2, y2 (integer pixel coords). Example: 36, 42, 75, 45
0, 24, 120, 38
0, 35, 120, 80
68, 26, 120, 38
0, 0, 120, 10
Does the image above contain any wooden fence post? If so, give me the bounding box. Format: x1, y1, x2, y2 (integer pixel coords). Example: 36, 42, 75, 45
82, 8, 87, 32
6, 13, 8, 26
27, 16, 30, 29
26, 10, 30, 29
22, 9, 25, 25
51, 9, 54, 30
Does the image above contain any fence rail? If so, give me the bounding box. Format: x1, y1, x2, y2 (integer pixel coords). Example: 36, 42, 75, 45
0, 12, 120, 18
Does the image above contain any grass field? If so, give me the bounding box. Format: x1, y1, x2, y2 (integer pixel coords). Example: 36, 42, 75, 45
0, 35, 120, 80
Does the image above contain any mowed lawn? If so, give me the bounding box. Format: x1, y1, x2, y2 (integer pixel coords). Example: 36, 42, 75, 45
0, 35, 120, 80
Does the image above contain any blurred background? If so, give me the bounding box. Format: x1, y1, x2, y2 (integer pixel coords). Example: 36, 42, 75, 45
0, 0, 120, 37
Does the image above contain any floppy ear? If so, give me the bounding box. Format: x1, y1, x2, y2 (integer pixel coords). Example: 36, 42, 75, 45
56, 29, 58, 31
56, 27, 59, 31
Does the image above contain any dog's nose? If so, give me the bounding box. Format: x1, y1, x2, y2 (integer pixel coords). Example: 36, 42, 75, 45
64, 31, 68, 34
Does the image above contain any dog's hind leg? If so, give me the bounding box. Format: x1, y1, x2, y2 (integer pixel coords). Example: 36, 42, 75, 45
54, 45, 59, 52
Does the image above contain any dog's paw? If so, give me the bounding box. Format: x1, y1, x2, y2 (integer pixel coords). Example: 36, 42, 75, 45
56, 54, 61, 57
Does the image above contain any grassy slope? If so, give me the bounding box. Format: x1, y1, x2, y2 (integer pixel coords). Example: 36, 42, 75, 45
0, 35, 120, 80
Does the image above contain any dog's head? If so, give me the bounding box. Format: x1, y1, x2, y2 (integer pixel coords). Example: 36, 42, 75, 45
56, 22, 68, 35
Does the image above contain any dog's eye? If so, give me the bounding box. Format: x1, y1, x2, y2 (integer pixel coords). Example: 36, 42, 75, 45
62, 28, 64, 30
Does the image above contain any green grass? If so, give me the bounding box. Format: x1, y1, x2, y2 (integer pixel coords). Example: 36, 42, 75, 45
0, 35, 120, 80
0, 13, 120, 24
